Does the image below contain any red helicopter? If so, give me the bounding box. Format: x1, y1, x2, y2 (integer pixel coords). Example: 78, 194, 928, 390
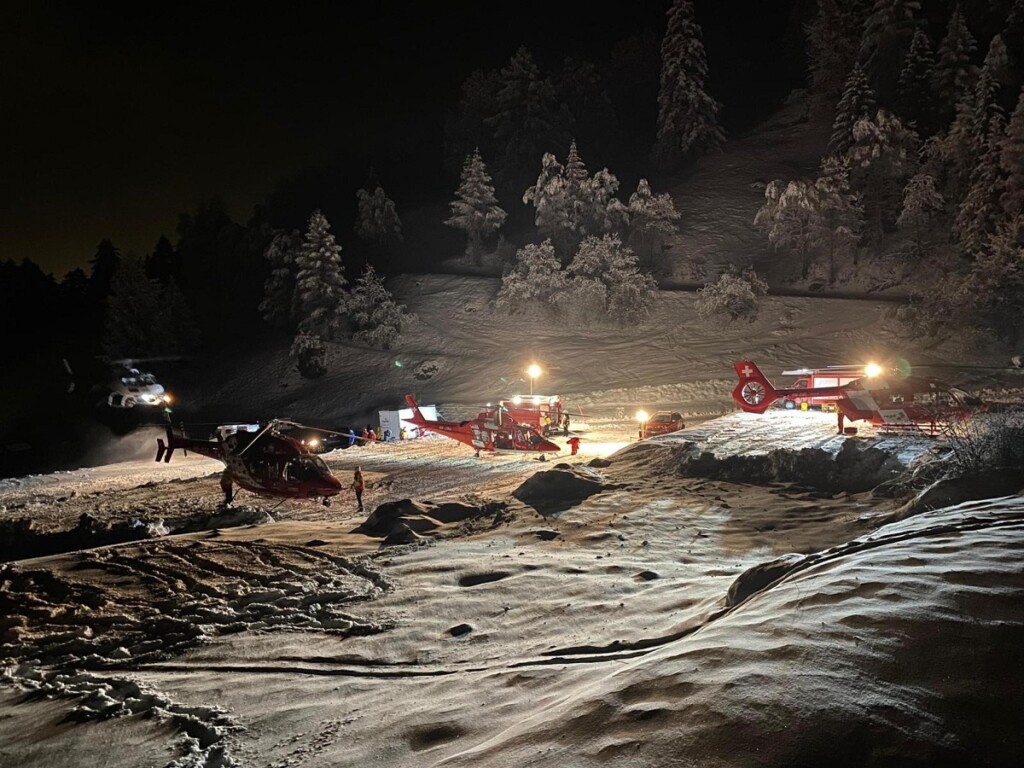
156, 420, 343, 505
732, 360, 985, 435
403, 395, 562, 457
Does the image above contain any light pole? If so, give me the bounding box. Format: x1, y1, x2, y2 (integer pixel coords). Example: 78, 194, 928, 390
527, 363, 542, 396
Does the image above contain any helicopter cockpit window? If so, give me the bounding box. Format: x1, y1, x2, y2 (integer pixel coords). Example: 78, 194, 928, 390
794, 379, 809, 389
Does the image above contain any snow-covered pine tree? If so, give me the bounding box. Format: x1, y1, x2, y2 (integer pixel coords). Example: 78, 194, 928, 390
523, 143, 623, 258
565, 234, 657, 324
294, 210, 347, 340
954, 115, 1008, 255
495, 240, 566, 313
446, 148, 507, 264
347, 264, 410, 349
754, 179, 825, 279
653, 0, 724, 165
805, 0, 870, 105
933, 8, 979, 124
815, 157, 864, 282
1000, 87, 1024, 218
522, 152, 570, 253
829, 63, 877, 156
896, 28, 939, 135
355, 182, 403, 255
897, 172, 945, 254
259, 229, 300, 330
626, 178, 681, 269
859, 0, 921, 102
290, 331, 327, 378
847, 109, 919, 236
694, 267, 770, 322
958, 213, 1024, 344
945, 34, 1008, 206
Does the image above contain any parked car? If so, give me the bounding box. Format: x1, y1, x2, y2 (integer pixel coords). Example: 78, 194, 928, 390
640, 411, 685, 439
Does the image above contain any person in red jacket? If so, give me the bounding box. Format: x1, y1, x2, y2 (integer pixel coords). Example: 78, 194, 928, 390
353, 466, 365, 511
566, 436, 581, 456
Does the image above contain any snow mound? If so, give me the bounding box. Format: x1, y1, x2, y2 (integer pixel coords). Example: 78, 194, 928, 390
441, 497, 1024, 767
511, 463, 609, 513
355, 498, 507, 542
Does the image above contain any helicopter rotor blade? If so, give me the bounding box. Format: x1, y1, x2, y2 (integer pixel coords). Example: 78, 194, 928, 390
237, 420, 279, 456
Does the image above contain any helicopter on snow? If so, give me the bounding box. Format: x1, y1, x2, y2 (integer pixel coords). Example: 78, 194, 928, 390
156, 420, 343, 505
403, 395, 561, 457
732, 360, 988, 435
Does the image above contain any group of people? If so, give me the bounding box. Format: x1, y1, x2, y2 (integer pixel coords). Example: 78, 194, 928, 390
347, 424, 418, 447
541, 412, 571, 437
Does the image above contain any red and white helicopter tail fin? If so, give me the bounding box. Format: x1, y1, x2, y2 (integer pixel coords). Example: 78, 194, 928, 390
732, 361, 780, 413
404, 394, 427, 425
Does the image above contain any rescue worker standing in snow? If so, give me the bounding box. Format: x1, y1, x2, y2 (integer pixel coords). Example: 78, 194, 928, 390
563, 414, 570, 436
353, 466, 365, 512
542, 413, 551, 435
567, 436, 581, 455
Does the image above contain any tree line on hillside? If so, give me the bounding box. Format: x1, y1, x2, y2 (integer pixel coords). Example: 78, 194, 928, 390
3, 0, 740, 381
753, 0, 1024, 346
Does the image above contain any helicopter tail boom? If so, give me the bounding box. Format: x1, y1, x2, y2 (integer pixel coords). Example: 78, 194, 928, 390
155, 424, 175, 463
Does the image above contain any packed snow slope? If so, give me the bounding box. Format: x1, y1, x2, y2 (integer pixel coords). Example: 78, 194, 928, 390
178, 271, 1021, 435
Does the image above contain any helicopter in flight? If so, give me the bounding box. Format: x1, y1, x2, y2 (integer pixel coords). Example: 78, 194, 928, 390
732, 360, 987, 435
403, 395, 561, 457
104, 358, 173, 409
156, 420, 343, 505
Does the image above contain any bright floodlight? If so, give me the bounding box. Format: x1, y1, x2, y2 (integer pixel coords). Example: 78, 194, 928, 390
527, 363, 542, 394
512, 395, 522, 405
864, 362, 883, 378
636, 409, 649, 423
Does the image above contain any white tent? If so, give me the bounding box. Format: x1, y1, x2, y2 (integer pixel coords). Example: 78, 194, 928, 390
377, 405, 438, 439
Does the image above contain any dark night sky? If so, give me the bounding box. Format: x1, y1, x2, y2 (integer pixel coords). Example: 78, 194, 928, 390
2, 1, 804, 278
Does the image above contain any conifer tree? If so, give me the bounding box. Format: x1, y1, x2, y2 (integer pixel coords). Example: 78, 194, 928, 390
523, 143, 624, 258
446, 148, 507, 264
829, 63, 877, 156
847, 109, 919, 235
897, 172, 945, 254
487, 47, 570, 192
653, 0, 724, 165
626, 178, 681, 269
259, 230, 300, 330
896, 28, 938, 135
1000, 87, 1024, 218
522, 152, 570, 252
145, 235, 180, 286
103, 257, 196, 357
933, 8, 978, 123
347, 264, 410, 349
968, 214, 1024, 344
565, 234, 657, 323
859, 0, 921, 102
805, 0, 869, 104
754, 179, 823, 279
815, 157, 864, 281
954, 115, 1007, 255
355, 181, 403, 254
294, 210, 347, 340
945, 34, 1008, 205
495, 240, 566, 312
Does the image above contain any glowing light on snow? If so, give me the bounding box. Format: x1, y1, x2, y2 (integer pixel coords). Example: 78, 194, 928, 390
635, 409, 649, 422
512, 396, 522, 405
864, 362, 883, 378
